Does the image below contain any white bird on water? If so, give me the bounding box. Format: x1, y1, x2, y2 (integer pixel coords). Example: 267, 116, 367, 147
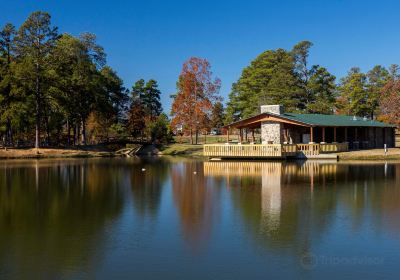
142, 168, 146, 171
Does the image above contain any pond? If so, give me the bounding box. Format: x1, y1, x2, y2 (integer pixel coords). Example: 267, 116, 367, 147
0, 158, 399, 279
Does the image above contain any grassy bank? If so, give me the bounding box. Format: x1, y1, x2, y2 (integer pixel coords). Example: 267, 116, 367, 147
0, 147, 116, 159
158, 144, 204, 156
338, 148, 400, 161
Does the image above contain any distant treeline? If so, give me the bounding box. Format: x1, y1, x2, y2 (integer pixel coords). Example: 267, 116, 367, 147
225, 41, 400, 125
2, 12, 399, 148
0, 11, 169, 148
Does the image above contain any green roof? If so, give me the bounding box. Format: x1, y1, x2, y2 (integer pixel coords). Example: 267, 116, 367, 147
281, 113, 394, 127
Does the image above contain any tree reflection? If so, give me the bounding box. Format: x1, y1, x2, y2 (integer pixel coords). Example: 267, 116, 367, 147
0, 159, 126, 279
171, 161, 220, 252
130, 157, 168, 218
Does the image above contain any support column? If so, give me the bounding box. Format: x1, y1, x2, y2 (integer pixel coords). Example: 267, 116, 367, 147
252, 129, 255, 143
310, 127, 314, 143
345, 127, 348, 142
245, 129, 248, 142
374, 127, 377, 148
239, 128, 243, 143
227, 127, 230, 143
383, 128, 387, 146
322, 127, 326, 143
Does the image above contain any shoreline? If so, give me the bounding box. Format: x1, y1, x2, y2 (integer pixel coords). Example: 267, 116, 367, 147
1, 145, 400, 161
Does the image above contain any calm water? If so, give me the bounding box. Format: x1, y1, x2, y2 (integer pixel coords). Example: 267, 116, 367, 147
0, 158, 399, 280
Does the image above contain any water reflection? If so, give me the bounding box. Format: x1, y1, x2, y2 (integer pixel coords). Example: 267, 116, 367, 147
0, 159, 399, 279
130, 158, 168, 218
171, 161, 221, 251
204, 161, 400, 257
0, 159, 126, 279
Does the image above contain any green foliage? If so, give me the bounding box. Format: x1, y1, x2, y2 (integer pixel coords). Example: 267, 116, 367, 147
147, 114, 173, 144
126, 78, 163, 140
210, 102, 225, 128
306, 66, 336, 114
226, 48, 301, 122
0, 12, 129, 147
337, 66, 391, 118
13, 11, 58, 147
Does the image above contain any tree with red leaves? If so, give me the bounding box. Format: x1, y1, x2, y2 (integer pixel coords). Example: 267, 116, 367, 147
171, 57, 221, 144
379, 79, 400, 127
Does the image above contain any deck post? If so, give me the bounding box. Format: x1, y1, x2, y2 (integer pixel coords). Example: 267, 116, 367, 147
374, 127, 377, 148
383, 128, 386, 147
245, 129, 248, 142
333, 127, 337, 143
344, 127, 348, 142
239, 128, 243, 143
322, 127, 326, 143
252, 129, 255, 143
310, 127, 314, 143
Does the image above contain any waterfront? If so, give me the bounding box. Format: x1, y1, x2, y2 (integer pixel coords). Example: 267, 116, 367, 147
0, 158, 399, 279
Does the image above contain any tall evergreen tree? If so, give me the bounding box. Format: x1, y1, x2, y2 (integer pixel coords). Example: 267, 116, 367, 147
143, 79, 162, 119
306, 66, 336, 114
225, 48, 301, 123
0, 23, 16, 145
366, 65, 389, 118
13, 11, 58, 149
210, 102, 225, 128
336, 67, 369, 116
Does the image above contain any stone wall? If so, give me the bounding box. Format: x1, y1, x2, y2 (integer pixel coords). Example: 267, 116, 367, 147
261, 122, 283, 144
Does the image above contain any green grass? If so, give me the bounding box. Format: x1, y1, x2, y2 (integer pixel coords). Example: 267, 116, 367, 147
159, 143, 204, 156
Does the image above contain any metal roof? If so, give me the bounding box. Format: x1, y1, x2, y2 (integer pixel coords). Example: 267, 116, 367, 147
225, 112, 395, 128
283, 113, 394, 127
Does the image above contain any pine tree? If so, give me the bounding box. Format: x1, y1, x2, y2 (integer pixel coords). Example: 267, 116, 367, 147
336, 67, 369, 116
14, 11, 58, 149
143, 79, 162, 120
0, 23, 16, 145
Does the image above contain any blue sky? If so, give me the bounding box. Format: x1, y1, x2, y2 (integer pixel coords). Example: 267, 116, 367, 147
2, 0, 400, 111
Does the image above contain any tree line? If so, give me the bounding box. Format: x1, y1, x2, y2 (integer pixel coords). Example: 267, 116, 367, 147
170, 42, 400, 144
225, 41, 400, 125
2, 12, 399, 148
0, 11, 168, 148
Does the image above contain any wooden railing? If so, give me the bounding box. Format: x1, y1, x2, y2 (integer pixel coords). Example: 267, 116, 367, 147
204, 142, 349, 158
296, 143, 320, 156
204, 144, 283, 158
282, 144, 297, 156
320, 142, 349, 153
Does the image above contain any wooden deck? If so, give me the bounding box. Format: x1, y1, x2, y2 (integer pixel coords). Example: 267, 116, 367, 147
203, 143, 348, 159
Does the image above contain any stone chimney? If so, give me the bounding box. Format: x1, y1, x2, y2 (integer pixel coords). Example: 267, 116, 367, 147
261, 105, 284, 115
260, 105, 284, 144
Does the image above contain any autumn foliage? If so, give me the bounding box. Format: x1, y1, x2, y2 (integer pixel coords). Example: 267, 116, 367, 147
379, 79, 400, 127
171, 57, 221, 144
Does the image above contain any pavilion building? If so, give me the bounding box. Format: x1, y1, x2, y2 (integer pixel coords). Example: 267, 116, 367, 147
204, 105, 395, 159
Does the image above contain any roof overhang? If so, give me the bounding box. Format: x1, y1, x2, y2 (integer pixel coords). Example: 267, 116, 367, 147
223, 113, 312, 129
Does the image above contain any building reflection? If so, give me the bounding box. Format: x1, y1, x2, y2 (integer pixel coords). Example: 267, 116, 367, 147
0, 159, 126, 279
204, 160, 400, 256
